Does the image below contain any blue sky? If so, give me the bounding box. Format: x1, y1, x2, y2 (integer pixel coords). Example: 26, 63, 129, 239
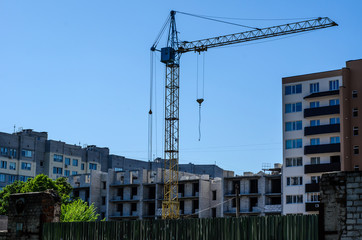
0, 1, 361, 174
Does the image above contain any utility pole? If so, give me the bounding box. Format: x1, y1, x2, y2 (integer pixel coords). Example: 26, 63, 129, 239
235, 183, 240, 217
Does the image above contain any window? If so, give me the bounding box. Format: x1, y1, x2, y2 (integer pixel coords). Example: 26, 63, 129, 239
89, 163, 97, 170
9, 149, 16, 157
102, 181, 106, 190
353, 127, 359, 136
64, 170, 70, 177
285, 102, 302, 113
0, 148, 8, 156
285, 84, 302, 95
307, 193, 320, 202
286, 157, 303, 167
352, 90, 358, 98
354, 146, 359, 155
310, 138, 320, 145
0, 161, 7, 169
286, 177, 303, 186
310, 101, 320, 108
310, 83, 319, 93
53, 154, 63, 162
329, 80, 339, 91
285, 121, 302, 131
330, 117, 340, 124
102, 197, 106, 205
0, 174, 5, 182
9, 162, 16, 170
286, 195, 303, 204
212, 190, 217, 200
21, 162, 31, 170
81, 164, 85, 170
286, 139, 302, 149
330, 136, 340, 144
9, 175, 16, 183
72, 159, 78, 166
131, 203, 137, 212
19, 176, 30, 182
353, 108, 358, 117
72, 171, 78, 175
311, 157, 320, 165
355, 165, 360, 171
53, 167, 62, 174
21, 150, 32, 158
65, 158, 70, 165
310, 120, 320, 126
329, 99, 339, 106
311, 176, 321, 184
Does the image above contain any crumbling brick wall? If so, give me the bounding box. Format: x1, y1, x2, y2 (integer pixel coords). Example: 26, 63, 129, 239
6, 190, 61, 240
321, 172, 362, 240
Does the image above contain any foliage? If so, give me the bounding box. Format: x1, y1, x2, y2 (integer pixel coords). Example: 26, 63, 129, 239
61, 199, 100, 222
0, 174, 72, 215
0, 180, 26, 215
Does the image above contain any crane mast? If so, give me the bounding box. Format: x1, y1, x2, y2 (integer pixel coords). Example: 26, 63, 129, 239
153, 11, 338, 219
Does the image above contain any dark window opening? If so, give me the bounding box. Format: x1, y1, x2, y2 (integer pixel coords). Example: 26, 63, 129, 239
352, 90, 358, 98
355, 165, 360, 171
178, 184, 185, 197
193, 182, 199, 196
271, 179, 281, 193
101, 212, 105, 219
232, 181, 239, 194
117, 204, 123, 215
232, 198, 236, 208
270, 197, 281, 205
73, 190, 79, 198
148, 203, 155, 216
131, 203, 137, 212
212, 208, 216, 218
40, 161, 44, 167
102, 181, 106, 189
85, 190, 90, 199
330, 155, 340, 164
212, 190, 217, 200
117, 188, 123, 199
102, 196, 106, 205
354, 146, 359, 155
192, 200, 199, 213
180, 201, 184, 213
249, 197, 258, 212
250, 179, 258, 193
149, 186, 156, 199
131, 187, 137, 199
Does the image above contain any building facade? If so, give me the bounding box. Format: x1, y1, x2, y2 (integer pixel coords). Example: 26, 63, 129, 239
223, 165, 282, 216
282, 59, 362, 214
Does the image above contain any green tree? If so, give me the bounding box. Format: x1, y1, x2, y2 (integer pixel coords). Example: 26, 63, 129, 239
0, 174, 72, 215
61, 199, 100, 222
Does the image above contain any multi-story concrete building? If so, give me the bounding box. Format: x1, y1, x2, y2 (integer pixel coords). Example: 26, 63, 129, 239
106, 168, 224, 220
282, 59, 362, 215
223, 164, 282, 216
0, 129, 228, 190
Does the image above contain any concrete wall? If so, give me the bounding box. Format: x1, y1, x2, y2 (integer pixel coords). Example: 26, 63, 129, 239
0, 216, 7, 231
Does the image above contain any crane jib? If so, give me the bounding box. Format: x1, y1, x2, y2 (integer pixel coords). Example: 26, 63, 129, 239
177, 17, 337, 53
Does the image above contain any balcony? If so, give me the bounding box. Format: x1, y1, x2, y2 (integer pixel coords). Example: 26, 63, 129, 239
304, 105, 339, 118
304, 90, 339, 99
304, 124, 340, 136
264, 205, 282, 213
304, 162, 340, 174
305, 183, 320, 192
305, 202, 320, 212
304, 143, 340, 155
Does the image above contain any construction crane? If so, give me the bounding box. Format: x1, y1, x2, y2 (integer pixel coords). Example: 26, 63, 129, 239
150, 10, 337, 219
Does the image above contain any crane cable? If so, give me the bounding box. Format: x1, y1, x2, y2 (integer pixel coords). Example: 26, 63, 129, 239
176, 11, 260, 30
148, 51, 154, 162
196, 52, 205, 141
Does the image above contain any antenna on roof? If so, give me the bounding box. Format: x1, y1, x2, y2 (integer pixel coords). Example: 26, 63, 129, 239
13, 124, 16, 133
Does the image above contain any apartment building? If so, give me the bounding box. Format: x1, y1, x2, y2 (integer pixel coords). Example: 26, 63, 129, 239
223, 164, 282, 216
0, 128, 228, 190
282, 59, 362, 215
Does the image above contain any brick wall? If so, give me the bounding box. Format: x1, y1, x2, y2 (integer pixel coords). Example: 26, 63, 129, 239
321, 171, 362, 240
